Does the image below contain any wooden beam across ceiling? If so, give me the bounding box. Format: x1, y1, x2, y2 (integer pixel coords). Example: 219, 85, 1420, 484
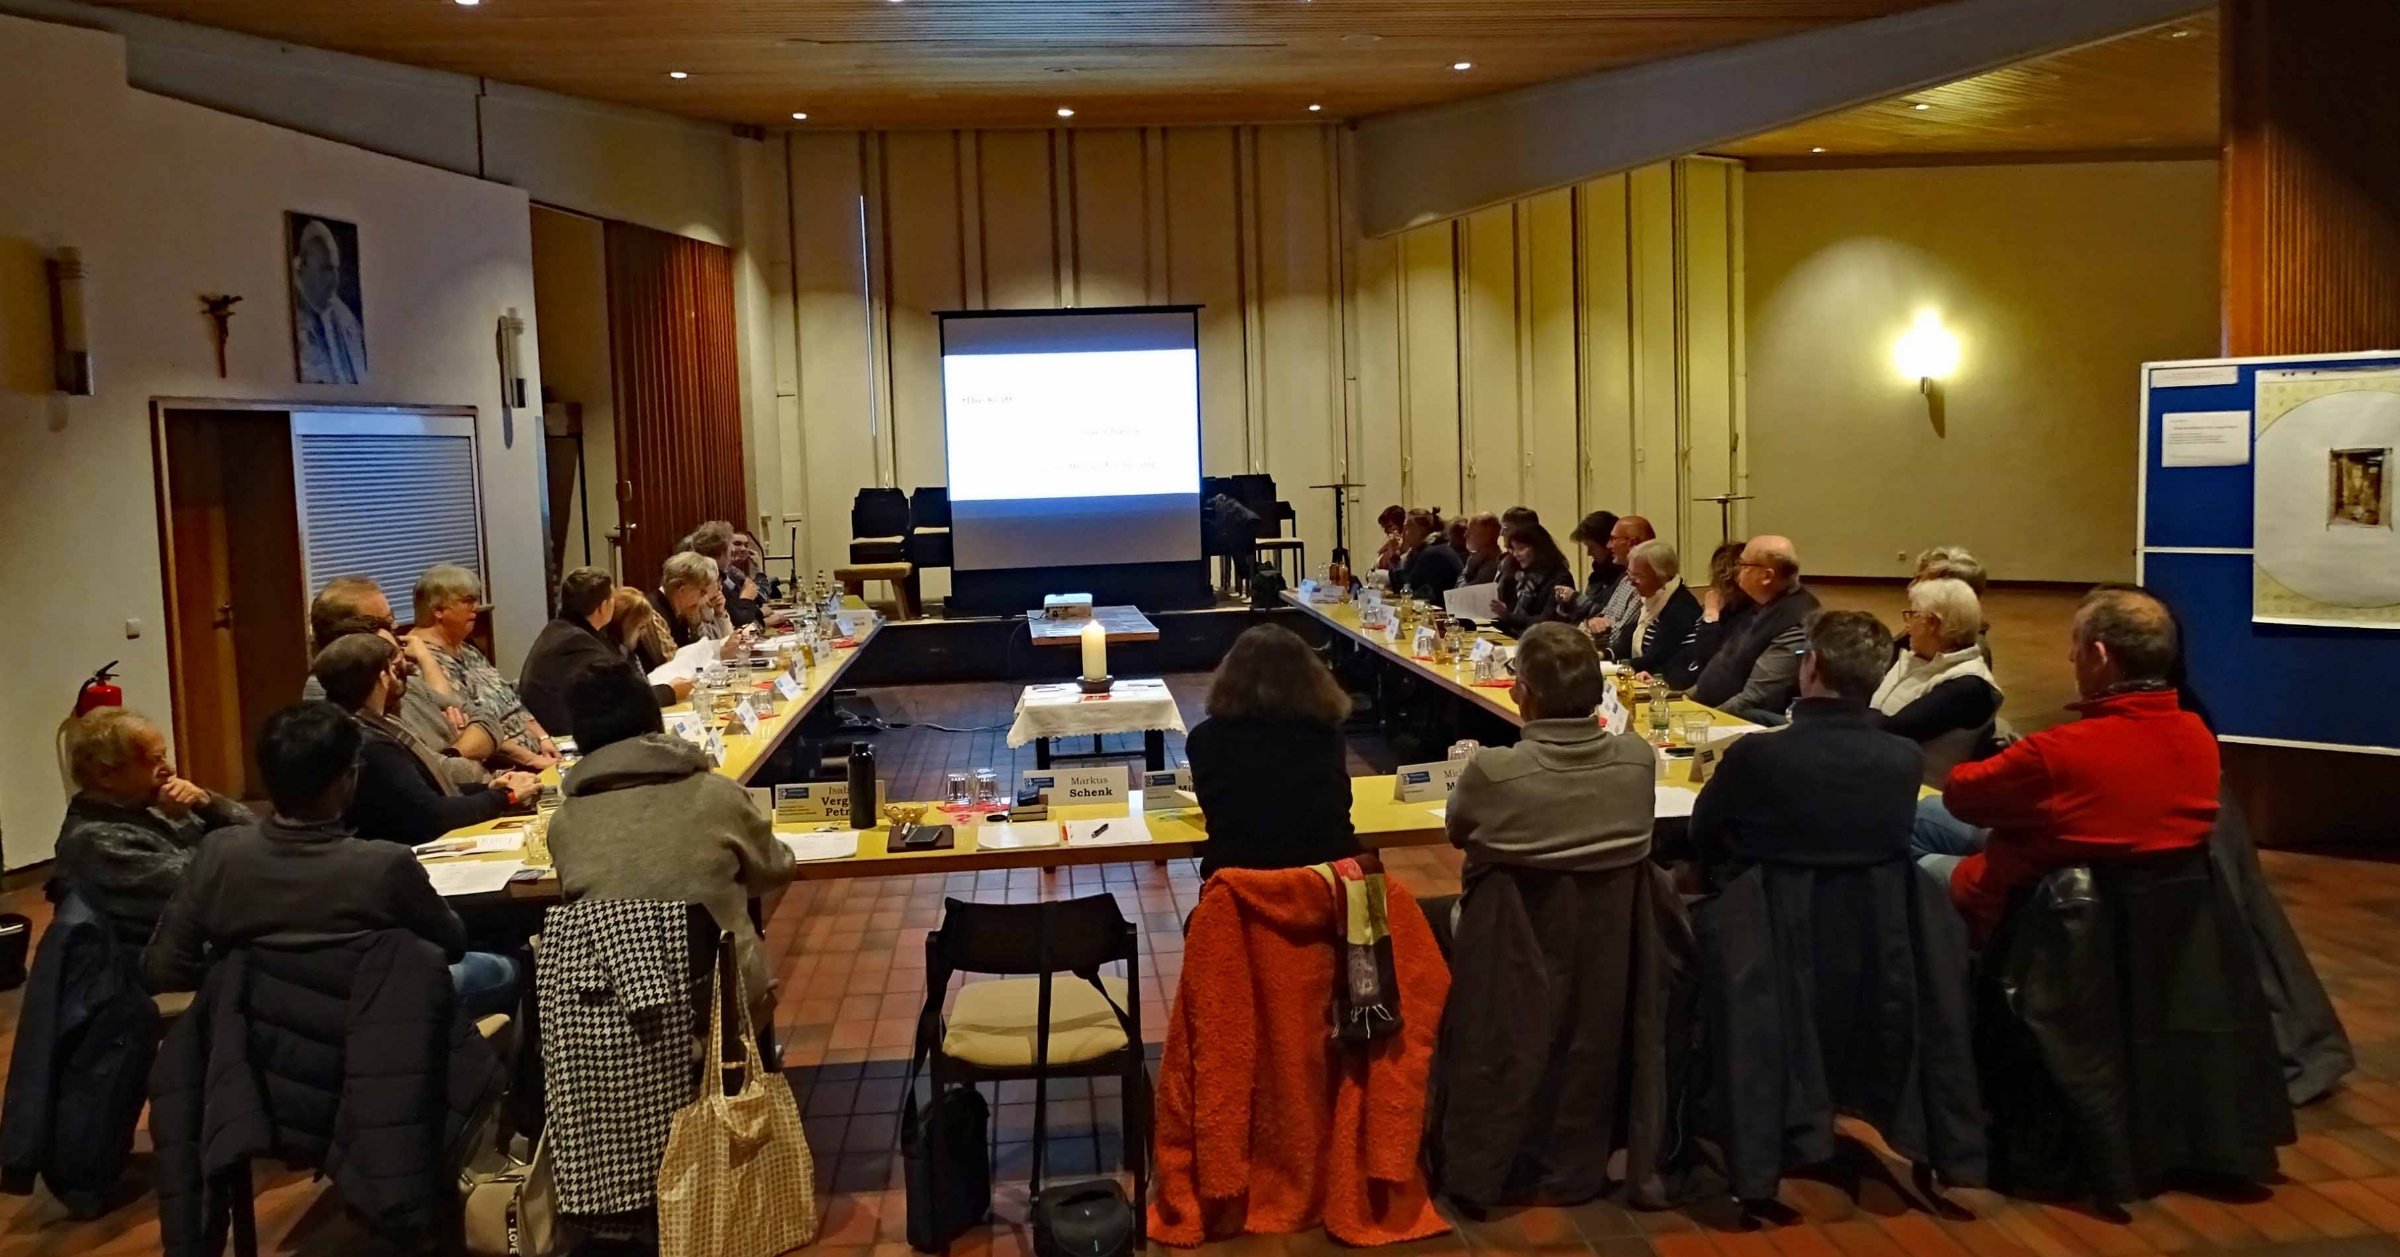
75, 0, 1949, 129
1720, 11, 2217, 162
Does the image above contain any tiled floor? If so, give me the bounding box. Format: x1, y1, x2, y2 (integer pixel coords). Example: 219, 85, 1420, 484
5, 589, 2390, 1257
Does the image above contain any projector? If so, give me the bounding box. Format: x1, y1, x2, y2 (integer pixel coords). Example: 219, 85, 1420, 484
1040, 593, 1095, 620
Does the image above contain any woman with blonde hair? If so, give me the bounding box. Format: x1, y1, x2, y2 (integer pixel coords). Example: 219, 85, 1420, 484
1184, 624, 1360, 877
53, 708, 252, 943
609, 585, 676, 674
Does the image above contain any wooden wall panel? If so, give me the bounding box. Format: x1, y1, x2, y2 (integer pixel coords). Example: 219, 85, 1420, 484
881, 132, 965, 493
604, 220, 746, 584
1070, 129, 1152, 308
2223, 0, 2400, 357
1461, 205, 1524, 513
767, 126, 1739, 586
1163, 128, 1251, 478
1522, 188, 1582, 539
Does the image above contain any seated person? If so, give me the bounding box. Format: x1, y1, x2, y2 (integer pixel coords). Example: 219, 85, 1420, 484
1371, 504, 1408, 572
1911, 545, 1994, 664
1660, 541, 1753, 692
1457, 512, 1503, 588
1557, 515, 1654, 637
610, 585, 676, 673
405, 565, 556, 770
52, 709, 252, 944
141, 701, 520, 1018
1448, 623, 1655, 886
1872, 577, 2002, 786
731, 528, 784, 604
1611, 539, 1702, 673
305, 574, 498, 778
547, 657, 797, 1029
1552, 511, 1620, 629
1690, 535, 1820, 725
1185, 625, 1362, 878
648, 551, 751, 657
687, 519, 775, 630
1915, 586, 2218, 938
1488, 506, 1540, 610
1393, 508, 1463, 601
1491, 522, 1573, 636
313, 633, 536, 845
518, 566, 690, 735
1689, 611, 1923, 873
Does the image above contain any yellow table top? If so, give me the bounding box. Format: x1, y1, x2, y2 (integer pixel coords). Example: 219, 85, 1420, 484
1281, 593, 1526, 723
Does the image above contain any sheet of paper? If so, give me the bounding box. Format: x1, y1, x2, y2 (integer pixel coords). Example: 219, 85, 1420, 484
1443, 582, 1500, 622
2151, 364, 2240, 389
1653, 785, 1699, 819
1064, 817, 1153, 847
775, 830, 860, 863
2160, 410, 2252, 468
647, 637, 719, 687
414, 831, 524, 861
1704, 723, 1761, 743
1426, 804, 1447, 821
975, 822, 1063, 851
424, 860, 526, 898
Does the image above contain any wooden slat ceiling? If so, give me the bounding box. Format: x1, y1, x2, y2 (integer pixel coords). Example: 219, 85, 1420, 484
81, 0, 1950, 129
1718, 13, 2217, 160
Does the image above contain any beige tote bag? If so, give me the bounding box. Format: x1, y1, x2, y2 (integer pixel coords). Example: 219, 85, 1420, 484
656, 941, 820, 1257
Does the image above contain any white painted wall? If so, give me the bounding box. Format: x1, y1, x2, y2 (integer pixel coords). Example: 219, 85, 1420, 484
0, 13, 547, 867
1744, 160, 2220, 582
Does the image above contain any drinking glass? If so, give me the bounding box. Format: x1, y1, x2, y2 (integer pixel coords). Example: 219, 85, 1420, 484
1682, 712, 1713, 748
1448, 739, 1481, 761
971, 768, 1000, 807
944, 772, 971, 807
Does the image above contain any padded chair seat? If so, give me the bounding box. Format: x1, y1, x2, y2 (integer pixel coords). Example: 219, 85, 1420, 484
942, 976, 1131, 1069
1254, 538, 1305, 551
911, 526, 951, 538
853, 536, 906, 548
836, 561, 914, 581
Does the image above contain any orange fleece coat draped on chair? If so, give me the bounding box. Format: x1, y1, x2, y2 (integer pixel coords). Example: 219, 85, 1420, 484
1148, 866, 1452, 1247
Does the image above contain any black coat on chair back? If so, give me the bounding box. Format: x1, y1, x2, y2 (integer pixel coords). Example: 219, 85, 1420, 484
1695, 859, 1985, 1203
149, 931, 507, 1257
2206, 793, 2354, 1105
1429, 861, 1694, 1210
0, 892, 158, 1215
1975, 847, 2294, 1205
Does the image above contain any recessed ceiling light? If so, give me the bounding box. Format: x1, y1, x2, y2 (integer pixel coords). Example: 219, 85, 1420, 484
668, 70, 689, 80
791, 112, 808, 121
2167, 27, 2192, 38
1451, 60, 1473, 71
454, 0, 479, 7
1056, 107, 1076, 118
1911, 101, 1931, 110
1810, 146, 1826, 153
1308, 103, 1323, 113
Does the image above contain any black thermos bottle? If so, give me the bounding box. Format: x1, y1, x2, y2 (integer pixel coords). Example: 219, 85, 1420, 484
846, 743, 877, 829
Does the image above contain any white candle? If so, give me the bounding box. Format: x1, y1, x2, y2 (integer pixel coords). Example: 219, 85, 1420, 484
1080, 619, 1108, 681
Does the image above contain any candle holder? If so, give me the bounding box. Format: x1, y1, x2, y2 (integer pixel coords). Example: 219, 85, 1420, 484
1077, 674, 1115, 695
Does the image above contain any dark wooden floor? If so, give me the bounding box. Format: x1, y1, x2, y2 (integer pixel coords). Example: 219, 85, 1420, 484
9, 590, 2392, 1257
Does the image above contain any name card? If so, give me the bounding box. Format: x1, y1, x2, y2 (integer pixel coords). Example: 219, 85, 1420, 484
1596, 684, 1630, 735
1688, 737, 1727, 785
703, 728, 726, 765
1412, 626, 1439, 657
775, 672, 802, 701
665, 711, 707, 744
1391, 760, 1468, 803
1471, 639, 1495, 664
1297, 579, 1318, 596
734, 697, 761, 735
1141, 767, 1196, 810
1021, 765, 1128, 807
773, 779, 886, 822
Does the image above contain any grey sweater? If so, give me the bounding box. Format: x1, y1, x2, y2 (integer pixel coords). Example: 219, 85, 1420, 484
547, 734, 797, 1017
1446, 718, 1656, 880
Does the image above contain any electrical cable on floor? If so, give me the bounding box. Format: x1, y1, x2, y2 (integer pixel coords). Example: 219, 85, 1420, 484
885, 720, 1013, 734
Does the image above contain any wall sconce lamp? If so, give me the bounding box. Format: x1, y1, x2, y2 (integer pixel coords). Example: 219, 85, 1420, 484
46, 248, 93, 395
1893, 309, 1961, 397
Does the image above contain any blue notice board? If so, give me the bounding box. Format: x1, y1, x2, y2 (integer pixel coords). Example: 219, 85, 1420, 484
2138, 353, 2400, 754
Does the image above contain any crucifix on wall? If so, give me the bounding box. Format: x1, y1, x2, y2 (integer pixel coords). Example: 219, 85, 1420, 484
200, 294, 242, 379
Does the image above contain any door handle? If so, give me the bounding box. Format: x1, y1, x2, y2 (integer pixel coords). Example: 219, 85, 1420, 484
212, 602, 235, 630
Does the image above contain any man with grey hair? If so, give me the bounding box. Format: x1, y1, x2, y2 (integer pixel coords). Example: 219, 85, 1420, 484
648, 551, 749, 659
1611, 538, 1702, 673
1915, 585, 2218, 937
1691, 534, 1820, 725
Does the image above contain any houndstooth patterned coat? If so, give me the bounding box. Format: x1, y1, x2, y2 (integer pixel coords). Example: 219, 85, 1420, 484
537, 899, 701, 1216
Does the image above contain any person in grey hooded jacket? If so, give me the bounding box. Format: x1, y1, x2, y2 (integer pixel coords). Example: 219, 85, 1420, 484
545, 657, 796, 1030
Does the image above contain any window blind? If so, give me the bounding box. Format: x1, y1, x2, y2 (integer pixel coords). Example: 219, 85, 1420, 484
291, 413, 485, 613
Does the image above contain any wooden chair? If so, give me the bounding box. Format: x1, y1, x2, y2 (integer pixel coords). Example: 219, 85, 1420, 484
834, 561, 920, 619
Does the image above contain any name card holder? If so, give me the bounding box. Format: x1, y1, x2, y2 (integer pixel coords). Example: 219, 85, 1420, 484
773, 779, 887, 823
775, 671, 802, 701
733, 697, 761, 735
1021, 765, 1129, 808
1391, 760, 1467, 803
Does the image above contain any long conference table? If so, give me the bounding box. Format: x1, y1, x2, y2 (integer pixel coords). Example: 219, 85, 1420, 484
435, 594, 1757, 902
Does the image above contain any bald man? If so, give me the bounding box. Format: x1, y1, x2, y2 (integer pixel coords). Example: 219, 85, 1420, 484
1689, 534, 1820, 724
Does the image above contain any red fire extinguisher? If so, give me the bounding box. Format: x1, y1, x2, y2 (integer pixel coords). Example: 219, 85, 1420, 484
74, 661, 123, 717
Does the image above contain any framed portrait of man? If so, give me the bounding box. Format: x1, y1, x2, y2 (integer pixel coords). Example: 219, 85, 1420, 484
2328, 447, 2390, 530
285, 211, 367, 385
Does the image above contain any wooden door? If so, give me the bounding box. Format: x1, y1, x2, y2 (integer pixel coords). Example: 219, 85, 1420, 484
157, 410, 307, 799
605, 221, 747, 586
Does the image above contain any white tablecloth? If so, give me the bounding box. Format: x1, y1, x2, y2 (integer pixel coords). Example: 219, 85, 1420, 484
1006, 678, 1187, 748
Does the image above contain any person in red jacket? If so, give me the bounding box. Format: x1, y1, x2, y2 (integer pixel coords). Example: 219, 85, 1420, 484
1912, 585, 2219, 937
